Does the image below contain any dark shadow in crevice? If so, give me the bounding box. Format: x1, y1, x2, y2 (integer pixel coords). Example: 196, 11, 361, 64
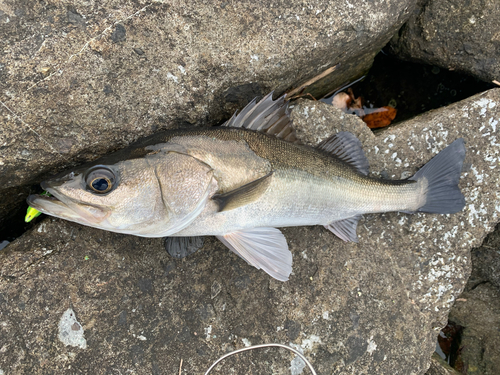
322, 50, 496, 125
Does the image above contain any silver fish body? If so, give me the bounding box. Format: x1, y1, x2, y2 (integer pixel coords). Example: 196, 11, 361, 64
164, 128, 427, 235
28, 94, 466, 280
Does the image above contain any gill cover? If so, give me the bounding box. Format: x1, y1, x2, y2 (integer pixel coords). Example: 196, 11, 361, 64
143, 149, 217, 236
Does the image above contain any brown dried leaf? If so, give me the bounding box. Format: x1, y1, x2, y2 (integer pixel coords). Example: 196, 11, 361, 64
362, 106, 397, 129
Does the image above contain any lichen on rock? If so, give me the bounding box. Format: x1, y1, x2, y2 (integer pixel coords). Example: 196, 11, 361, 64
58, 308, 87, 350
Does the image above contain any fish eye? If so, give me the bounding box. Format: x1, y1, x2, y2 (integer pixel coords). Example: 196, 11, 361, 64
85, 166, 116, 194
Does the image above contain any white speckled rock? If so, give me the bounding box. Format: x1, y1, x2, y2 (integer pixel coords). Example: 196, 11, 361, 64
293, 89, 500, 322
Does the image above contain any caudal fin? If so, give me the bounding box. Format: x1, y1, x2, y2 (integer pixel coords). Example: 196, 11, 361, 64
409, 138, 466, 214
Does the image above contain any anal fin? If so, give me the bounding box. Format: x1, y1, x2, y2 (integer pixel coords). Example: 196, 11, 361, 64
212, 172, 273, 212
216, 227, 292, 281
325, 215, 362, 243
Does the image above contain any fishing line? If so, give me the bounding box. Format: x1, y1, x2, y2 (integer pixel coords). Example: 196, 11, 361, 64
204, 343, 318, 375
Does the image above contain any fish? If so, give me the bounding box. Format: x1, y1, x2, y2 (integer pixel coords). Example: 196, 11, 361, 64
27, 93, 466, 281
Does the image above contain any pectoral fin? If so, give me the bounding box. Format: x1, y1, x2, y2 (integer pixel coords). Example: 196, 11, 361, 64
216, 227, 292, 281
212, 172, 273, 212
325, 215, 362, 243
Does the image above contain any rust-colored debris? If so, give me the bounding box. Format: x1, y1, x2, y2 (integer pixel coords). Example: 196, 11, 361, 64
361, 106, 397, 129
330, 88, 397, 129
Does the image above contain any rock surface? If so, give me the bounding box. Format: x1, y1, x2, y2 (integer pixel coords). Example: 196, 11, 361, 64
442, 224, 500, 374
389, 0, 500, 83
1, 89, 500, 374
468, 223, 500, 290
0, 0, 416, 194
448, 283, 500, 375
424, 353, 462, 375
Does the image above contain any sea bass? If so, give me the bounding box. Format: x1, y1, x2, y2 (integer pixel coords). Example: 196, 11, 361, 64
27, 93, 466, 281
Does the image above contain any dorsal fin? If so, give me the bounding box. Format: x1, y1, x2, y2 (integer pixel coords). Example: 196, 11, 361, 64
212, 172, 273, 212
318, 132, 370, 175
223, 92, 299, 143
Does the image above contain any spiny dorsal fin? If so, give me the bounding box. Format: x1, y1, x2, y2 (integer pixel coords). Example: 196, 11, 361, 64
223, 92, 299, 143
216, 227, 292, 281
324, 215, 363, 243
212, 172, 273, 212
318, 132, 369, 175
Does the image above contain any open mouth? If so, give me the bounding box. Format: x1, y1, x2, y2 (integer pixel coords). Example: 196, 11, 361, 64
27, 187, 109, 225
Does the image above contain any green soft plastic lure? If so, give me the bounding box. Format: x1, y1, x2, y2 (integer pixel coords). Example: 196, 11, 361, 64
25, 191, 50, 222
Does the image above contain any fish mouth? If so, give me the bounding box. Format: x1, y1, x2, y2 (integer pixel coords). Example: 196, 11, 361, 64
27, 184, 110, 225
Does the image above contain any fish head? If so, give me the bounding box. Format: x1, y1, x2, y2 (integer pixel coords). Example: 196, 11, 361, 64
27, 152, 216, 236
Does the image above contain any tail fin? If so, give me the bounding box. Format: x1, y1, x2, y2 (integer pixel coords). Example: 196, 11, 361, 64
409, 138, 466, 214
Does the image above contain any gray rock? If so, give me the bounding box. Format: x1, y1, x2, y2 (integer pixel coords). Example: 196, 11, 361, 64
468, 223, 500, 290
442, 223, 500, 374
0, 0, 416, 195
448, 283, 500, 374
1, 89, 499, 374
389, 0, 500, 83
425, 353, 462, 375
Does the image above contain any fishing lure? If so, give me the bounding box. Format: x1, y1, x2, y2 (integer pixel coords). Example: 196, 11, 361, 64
25, 191, 50, 222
